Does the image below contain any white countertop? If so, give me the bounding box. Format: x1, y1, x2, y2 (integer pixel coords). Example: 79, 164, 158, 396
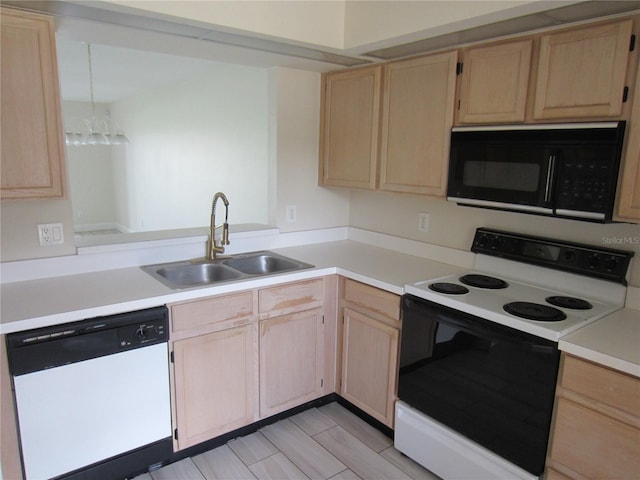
0, 240, 464, 334
2, 236, 638, 377
559, 307, 640, 377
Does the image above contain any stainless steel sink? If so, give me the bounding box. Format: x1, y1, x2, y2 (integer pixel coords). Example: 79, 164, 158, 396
222, 252, 309, 275
150, 262, 243, 288
141, 251, 314, 289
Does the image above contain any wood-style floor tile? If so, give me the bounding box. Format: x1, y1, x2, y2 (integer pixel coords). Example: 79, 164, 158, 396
249, 452, 311, 480
328, 469, 362, 480
149, 458, 205, 480
191, 444, 257, 479
142, 403, 442, 480
290, 407, 337, 436
380, 447, 441, 480
228, 431, 279, 466
314, 426, 411, 480
318, 403, 393, 453
260, 419, 346, 480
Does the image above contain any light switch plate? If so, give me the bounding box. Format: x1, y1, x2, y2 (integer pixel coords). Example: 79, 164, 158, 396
286, 205, 297, 222
418, 213, 430, 232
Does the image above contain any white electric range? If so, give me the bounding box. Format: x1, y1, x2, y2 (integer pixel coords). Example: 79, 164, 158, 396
396, 228, 634, 480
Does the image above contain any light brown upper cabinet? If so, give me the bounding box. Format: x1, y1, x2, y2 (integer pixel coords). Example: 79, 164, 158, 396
379, 51, 458, 196
534, 19, 633, 120
457, 40, 533, 124
616, 62, 640, 222
319, 66, 382, 190
0, 8, 67, 199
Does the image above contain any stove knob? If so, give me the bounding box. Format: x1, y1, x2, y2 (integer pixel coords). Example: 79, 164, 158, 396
563, 250, 576, 263
605, 256, 620, 272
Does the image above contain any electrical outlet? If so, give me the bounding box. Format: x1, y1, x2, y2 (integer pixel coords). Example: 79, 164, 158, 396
38, 223, 64, 246
286, 205, 297, 222
418, 213, 430, 232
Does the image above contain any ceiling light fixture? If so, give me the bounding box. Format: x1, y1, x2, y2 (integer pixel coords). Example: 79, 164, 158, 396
65, 43, 129, 146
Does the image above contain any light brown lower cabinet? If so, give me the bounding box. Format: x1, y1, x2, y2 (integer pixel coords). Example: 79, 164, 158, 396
169, 277, 333, 451
172, 324, 258, 450
341, 308, 398, 427
546, 354, 640, 479
339, 278, 401, 428
259, 308, 325, 418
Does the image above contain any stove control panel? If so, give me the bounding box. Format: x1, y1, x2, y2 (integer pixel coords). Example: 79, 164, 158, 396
471, 228, 634, 284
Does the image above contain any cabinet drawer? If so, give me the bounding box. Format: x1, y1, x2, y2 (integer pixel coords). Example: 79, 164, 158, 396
549, 398, 640, 478
170, 291, 255, 332
258, 279, 324, 317
344, 279, 400, 324
561, 355, 640, 418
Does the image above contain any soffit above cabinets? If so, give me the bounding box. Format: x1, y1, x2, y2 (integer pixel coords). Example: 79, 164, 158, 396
364, 1, 640, 59
2, 0, 640, 68
0, 0, 370, 68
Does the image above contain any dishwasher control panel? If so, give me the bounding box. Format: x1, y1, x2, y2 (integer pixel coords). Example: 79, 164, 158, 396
7, 306, 169, 376
118, 319, 167, 350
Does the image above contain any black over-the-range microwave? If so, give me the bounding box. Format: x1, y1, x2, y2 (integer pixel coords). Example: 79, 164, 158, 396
446, 122, 626, 222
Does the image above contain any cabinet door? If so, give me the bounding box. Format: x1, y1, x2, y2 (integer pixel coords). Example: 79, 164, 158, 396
320, 66, 381, 190
457, 40, 532, 123
172, 324, 257, 450
380, 51, 457, 196
259, 309, 323, 417
534, 19, 633, 119
0, 8, 66, 199
616, 62, 640, 222
548, 398, 640, 478
341, 308, 398, 427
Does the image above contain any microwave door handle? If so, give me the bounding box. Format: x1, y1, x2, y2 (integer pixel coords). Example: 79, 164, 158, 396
544, 154, 556, 203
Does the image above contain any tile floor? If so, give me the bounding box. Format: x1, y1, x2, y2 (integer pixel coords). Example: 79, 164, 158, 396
135, 402, 440, 480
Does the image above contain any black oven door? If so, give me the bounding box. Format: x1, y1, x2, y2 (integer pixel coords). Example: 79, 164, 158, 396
399, 294, 560, 476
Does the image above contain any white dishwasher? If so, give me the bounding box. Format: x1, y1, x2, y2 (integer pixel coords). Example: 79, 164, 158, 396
6, 306, 173, 480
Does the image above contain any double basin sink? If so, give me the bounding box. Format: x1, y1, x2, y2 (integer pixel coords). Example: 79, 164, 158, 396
142, 251, 314, 289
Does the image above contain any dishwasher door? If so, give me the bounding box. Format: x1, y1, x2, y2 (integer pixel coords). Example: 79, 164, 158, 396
14, 342, 171, 480
8, 307, 173, 480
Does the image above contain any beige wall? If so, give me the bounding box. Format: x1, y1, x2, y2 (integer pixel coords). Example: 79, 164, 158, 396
104, 0, 548, 51
0, 199, 76, 262
343, 0, 550, 49
271, 68, 350, 232
106, 0, 347, 49
349, 190, 640, 287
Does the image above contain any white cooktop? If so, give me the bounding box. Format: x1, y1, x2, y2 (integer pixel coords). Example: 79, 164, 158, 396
405, 267, 626, 342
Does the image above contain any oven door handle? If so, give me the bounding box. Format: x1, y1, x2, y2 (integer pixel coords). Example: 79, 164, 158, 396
544, 153, 556, 204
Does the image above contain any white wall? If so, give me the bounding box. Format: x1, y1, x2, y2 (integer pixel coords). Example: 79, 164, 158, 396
63, 101, 118, 231
109, 64, 270, 232
349, 190, 640, 287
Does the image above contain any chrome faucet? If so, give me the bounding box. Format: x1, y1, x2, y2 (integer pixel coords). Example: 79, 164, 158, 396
208, 192, 230, 260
